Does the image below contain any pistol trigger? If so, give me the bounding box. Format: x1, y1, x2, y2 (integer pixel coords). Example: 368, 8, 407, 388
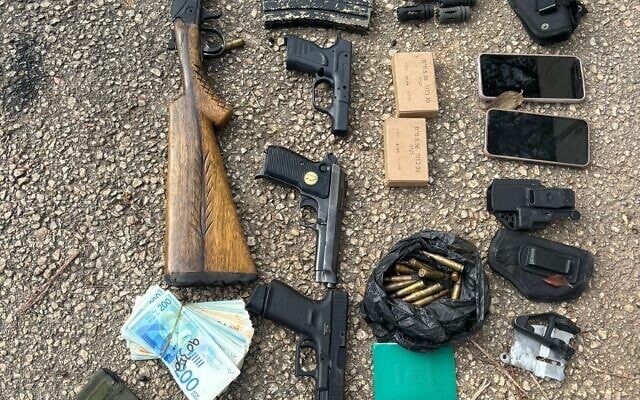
295, 338, 318, 379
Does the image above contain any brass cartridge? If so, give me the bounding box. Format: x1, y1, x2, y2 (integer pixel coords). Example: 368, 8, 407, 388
451, 281, 462, 300
420, 251, 464, 272
384, 279, 418, 293
384, 275, 415, 283
418, 268, 448, 281
413, 289, 450, 307
394, 263, 416, 275
404, 258, 431, 270
401, 283, 444, 302
394, 280, 427, 297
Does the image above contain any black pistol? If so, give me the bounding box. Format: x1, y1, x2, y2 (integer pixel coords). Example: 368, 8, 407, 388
285, 35, 352, 136
246, 280, 349, 400
257, 146, 347, 288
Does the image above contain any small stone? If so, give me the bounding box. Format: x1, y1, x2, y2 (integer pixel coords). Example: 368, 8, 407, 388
34, 227, 49, 241
13, 168, 26, 178
132, 178, 143, 188
150, 68, 161, 77
623, 304, 635, 313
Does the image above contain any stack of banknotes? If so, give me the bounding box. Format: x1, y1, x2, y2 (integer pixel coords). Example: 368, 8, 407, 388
121, 286, 253, 400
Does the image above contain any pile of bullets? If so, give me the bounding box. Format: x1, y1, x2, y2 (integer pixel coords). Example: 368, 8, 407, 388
383, 251, 465, 307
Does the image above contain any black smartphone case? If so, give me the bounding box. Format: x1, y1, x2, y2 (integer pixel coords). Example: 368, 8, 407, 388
488, 229, 593, 302
508, 0, 587, 45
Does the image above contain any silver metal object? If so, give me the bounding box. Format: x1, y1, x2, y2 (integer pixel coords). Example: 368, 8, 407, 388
500, 324, 575, 381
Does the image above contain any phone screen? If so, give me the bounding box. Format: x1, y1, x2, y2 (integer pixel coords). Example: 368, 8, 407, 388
479, 54, 584, 100
485, 110, 590, 167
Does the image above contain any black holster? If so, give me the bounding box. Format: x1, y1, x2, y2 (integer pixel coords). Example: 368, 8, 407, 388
508, 0, 587, 45
488, 229, 593, 302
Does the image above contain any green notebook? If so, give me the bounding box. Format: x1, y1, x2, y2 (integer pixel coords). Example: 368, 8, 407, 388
372, 343, 457, 400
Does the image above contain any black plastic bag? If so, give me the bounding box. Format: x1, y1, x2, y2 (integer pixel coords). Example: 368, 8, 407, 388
359, 230, 491, 351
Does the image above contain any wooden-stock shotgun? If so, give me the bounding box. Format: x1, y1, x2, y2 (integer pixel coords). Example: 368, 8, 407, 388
164, 0, 256, 286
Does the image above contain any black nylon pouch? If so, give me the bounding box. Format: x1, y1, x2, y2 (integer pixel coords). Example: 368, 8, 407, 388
508, 0, 587, 45
488, 229, 593, 302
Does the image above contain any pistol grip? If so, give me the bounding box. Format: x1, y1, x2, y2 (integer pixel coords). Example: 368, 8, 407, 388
246, 280, 319, 337
256, 146, 331, 199
329, 99, 350, 136
285, 35, 327, 74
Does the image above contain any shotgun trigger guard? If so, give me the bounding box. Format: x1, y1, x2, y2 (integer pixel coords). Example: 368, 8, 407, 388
295, 336, 318, 379
200, 27, 226, 58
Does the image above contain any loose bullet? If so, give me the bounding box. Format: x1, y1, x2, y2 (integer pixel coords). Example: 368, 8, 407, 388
394, 280, 427, 297
404, 258, 431, 270
384, 279, 418, 293
420, 251, 465, 272
384, 275, 414, 283
401, 283, 445, 302
418, 268, 449, 280
394, 264, 416, 275
451, 281, 462, 300
413, 289, 450, 307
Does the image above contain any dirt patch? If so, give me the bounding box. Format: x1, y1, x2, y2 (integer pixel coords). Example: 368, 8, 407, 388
2, 37, 44, 115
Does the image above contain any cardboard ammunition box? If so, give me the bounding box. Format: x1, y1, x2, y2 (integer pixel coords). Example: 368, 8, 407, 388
383, 118, 429, 187
391, 52, 439, 118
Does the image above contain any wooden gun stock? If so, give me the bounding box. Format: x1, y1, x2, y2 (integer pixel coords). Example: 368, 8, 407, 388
164, 19, 256, 286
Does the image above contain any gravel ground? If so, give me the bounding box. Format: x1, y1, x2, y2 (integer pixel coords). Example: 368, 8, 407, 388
1, 0, 639, 399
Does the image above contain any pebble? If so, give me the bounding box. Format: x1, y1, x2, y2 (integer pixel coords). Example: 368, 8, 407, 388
34, 227, 49, 241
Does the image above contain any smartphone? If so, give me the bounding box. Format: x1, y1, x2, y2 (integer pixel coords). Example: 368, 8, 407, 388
484, 109, 590, 168
477, 53, 585, 103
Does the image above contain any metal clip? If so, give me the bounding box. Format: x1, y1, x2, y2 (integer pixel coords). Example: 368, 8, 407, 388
501, 312, 579, 381
537, 0, 558, 14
